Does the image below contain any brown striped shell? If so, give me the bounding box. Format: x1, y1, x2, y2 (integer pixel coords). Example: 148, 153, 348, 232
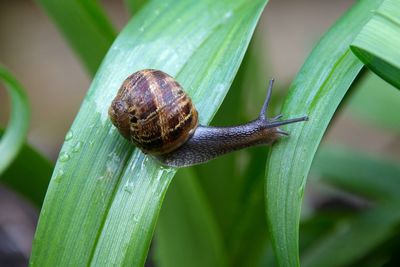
108, 69, 198, 155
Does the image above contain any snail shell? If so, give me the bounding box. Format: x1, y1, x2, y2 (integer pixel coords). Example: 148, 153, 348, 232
109, 69, 308, 167
108, 69, 198, 155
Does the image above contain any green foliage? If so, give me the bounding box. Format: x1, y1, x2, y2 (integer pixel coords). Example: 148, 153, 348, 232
265, 0, 383, 266
0, 0, 398, 266
155, 39, 272, 267
155, 168, 227, 267
0, 68, 51, 207
349, 72, 400, 132
302, 147, 400, 267
124, 0, 149, 15
0, 130, 53, 206
35, 0, 116, 75
351, 0, 400, 89
29, 0, 268, 266
0, 67, 30, 175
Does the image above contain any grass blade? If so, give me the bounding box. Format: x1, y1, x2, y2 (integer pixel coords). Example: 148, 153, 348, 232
302, 207, 400, 267
0, 67, 30, 175
303, 147, 400, 266
0, 130, 53, 206
155, 38, 271, 267
35, 0, 117, 75
312, 146, 400, 203
264, 0, 383, 266
351, 0, 400, 89
155, 168, 227, 267
30, 0, 268, 266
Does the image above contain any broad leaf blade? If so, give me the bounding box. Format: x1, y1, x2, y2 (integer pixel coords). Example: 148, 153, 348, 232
30, 0, 268, 266
35, 0, 117, 75
351, 0, 400, 89
0, 67, 30, 175
265, 0, 383, 266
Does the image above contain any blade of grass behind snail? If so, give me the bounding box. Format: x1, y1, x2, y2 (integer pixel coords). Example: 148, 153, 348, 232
30, 0, 268, 266
196, 36, 273, 266
155, 168, 228, 267
35, 0, 117, 75
264, 0, 383, 266
154, 36, 271, 267
0, 67, 30, 176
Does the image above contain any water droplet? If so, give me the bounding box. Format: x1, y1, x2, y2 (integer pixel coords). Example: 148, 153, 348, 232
154, 9, 160, 15
124, 182, 134, 194
139, 26, 145, 32
54, 169, 65, 183
72, 141, 83, 153
59, 152, 70, 162
155, 171, 163, 182
223, 11, 233, 20
160, 165, 175, 174
65, 130, 73, 141
103, 152, 120, 178
124, 187, 132, 194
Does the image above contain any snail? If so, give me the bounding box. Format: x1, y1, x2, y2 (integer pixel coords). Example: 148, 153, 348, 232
108, 69, 308, 167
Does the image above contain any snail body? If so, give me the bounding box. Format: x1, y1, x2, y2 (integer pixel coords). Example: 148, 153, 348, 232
109, 69, 308, 167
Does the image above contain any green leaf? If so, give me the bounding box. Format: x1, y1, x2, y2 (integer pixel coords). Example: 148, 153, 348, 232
35, 0, 117, 75
312, 146, 400, 203
155, 168, 227, 267
349, 71, 400, 132
302, 147, 400, 267
0, 129, 53, 207
351, 0, 400, 89
30, 0, 268, 266
193, 39, 267, 242
124, 0, 149, 15
302, 207, 400, 267
155, 37, 272, 267
225, 148, 270, 267
264, 0, 383, 266
0, 67, 30, 176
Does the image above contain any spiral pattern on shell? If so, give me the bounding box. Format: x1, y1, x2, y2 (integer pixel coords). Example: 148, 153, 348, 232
108, 69, 198, 155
